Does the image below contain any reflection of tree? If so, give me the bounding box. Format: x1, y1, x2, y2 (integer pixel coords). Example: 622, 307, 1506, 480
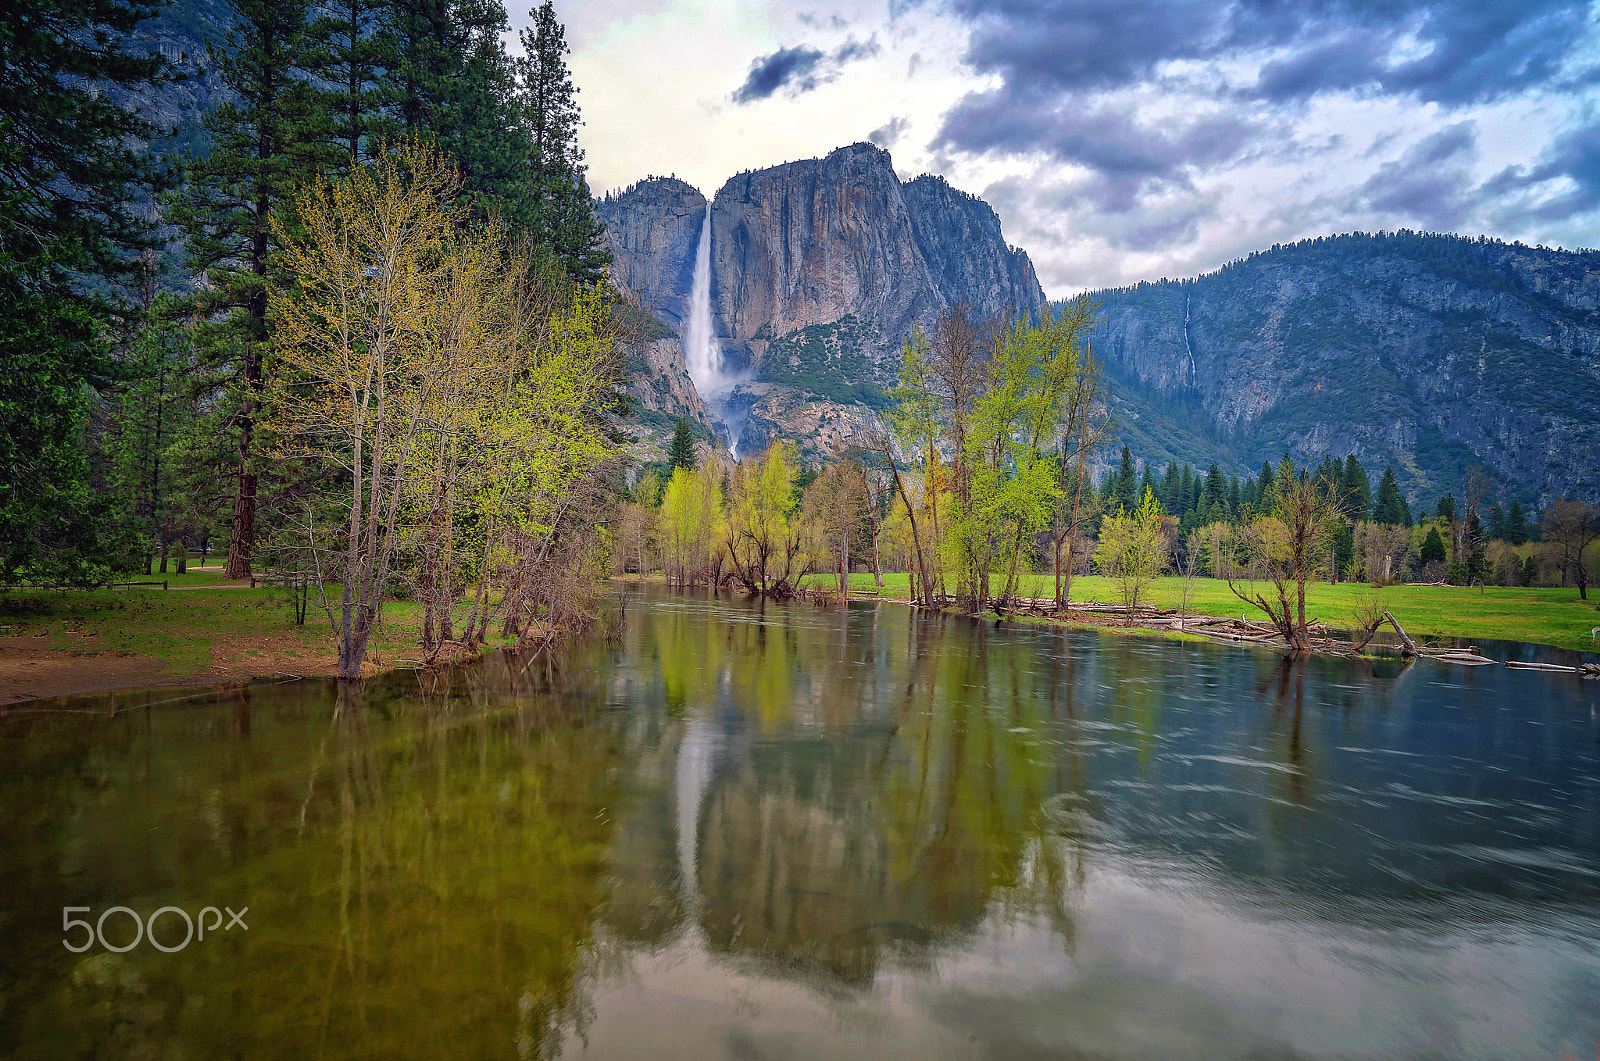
687, 608, 1088, 982
0, 667, 632, 1060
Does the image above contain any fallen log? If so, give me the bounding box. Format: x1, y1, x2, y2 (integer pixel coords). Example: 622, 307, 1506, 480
1506, 660, 1579, 673
1382, 611, 1419, 657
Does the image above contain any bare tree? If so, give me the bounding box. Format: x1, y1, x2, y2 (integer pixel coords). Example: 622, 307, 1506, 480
1228, 468, 1339, 651
1542, 500, 1598, 599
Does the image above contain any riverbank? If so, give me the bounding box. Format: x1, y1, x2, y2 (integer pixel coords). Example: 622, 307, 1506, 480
8, 571, 1596, 705
0, 573, 431, 704
795, 572, 1600, 654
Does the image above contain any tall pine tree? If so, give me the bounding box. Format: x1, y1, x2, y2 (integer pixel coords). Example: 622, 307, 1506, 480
1, 0, 170, 582
1339, 456, 1371, 522
386, 0, 530, 220
307, 0, 393, 166
516, 1, 609, 282
1371, 466, 1412, 526
668, 418, 696, 472
168, 0, 340, 578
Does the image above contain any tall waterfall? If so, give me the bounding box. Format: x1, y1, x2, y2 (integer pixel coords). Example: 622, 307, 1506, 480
684, 208, 725, 395
683, 206, 748, 457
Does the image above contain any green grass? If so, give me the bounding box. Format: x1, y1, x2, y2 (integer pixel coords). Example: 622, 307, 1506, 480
800, 572, 1600, 653
0, 582, 432, 677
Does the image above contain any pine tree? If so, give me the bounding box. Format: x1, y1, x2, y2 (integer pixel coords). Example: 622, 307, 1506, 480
1340, 456, 1371, 522
1505, 501, 1529, 545
1112, 445, 1136, 512
1435, 493, 1457, 525
1202, 462, 1227, 518
1486, 502, 1506, 542
1256, 459, 1276, 512
168, 0, 341, 578
386, 0, 531, 221
1371, 466, 1412, 526
307, 0, 394, 166
1420, 525, 1447, 565
1, 0, 169, 582
517, 1, 610, 282
668, 418, 696, 472
1161, 461, 1180, 513
1464, 511, 1488, 582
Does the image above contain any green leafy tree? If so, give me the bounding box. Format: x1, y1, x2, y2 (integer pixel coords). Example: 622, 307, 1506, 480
0, 0, 170, 583
516, 0, 610, 282
1094, 486, 1166, 618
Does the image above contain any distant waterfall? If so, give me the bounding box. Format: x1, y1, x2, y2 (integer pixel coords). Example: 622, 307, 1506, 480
684, 208, 725, 395
1183, 293, 1198, 389
683, 206, 748, 457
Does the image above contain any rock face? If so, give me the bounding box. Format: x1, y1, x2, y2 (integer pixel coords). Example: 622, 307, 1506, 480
710, 144, 1046, 385
596, 179, 720, 458
597, 178, 707, 333
602, 143, 1047, 460
1090, 233, 1600, 504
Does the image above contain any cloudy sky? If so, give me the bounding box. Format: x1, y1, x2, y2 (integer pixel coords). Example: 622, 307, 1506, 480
511, 0, 1600, 298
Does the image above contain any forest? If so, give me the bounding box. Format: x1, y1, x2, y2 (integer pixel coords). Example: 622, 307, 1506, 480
3, 0, 630, 676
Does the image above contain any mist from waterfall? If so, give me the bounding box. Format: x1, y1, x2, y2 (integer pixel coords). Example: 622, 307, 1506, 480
684, 206, 748, 457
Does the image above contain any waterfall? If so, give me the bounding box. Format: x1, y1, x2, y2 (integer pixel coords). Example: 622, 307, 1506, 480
683, 205, 748, 457
684, 208, 724, 395
1183, 292, 1198, 389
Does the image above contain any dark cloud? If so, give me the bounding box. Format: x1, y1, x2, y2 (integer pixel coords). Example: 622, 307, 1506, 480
869, 115, 910, 148
949, 0, 1593, 107
731, 46, 825, 104
932, 0, 1597, 257
731, 36, 881, 104
935, 93, 1258, 211
1485, 119, 1600, 225
1356, 122, 1477, 229
834, 36, 882, 63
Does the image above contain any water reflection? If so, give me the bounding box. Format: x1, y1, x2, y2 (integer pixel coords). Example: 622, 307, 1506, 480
1, 587, 1597, 1059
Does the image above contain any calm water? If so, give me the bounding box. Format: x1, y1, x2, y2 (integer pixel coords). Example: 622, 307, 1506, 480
3, 586, 1599, 1060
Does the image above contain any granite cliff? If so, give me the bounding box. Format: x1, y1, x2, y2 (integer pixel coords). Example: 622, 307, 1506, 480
1090, 232, 1600, 505
599, 144, 1047, 459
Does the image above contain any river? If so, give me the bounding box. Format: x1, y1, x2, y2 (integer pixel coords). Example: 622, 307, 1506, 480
2, 586, 1597, 1059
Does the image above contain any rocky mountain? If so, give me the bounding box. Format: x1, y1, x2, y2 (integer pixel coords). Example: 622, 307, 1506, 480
598, 144, 1047, 459
1090, 232, 1600, 505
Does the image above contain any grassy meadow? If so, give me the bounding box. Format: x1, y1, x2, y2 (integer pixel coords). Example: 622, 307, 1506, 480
0, 569, 429, 682
800, 571, 1600, 653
